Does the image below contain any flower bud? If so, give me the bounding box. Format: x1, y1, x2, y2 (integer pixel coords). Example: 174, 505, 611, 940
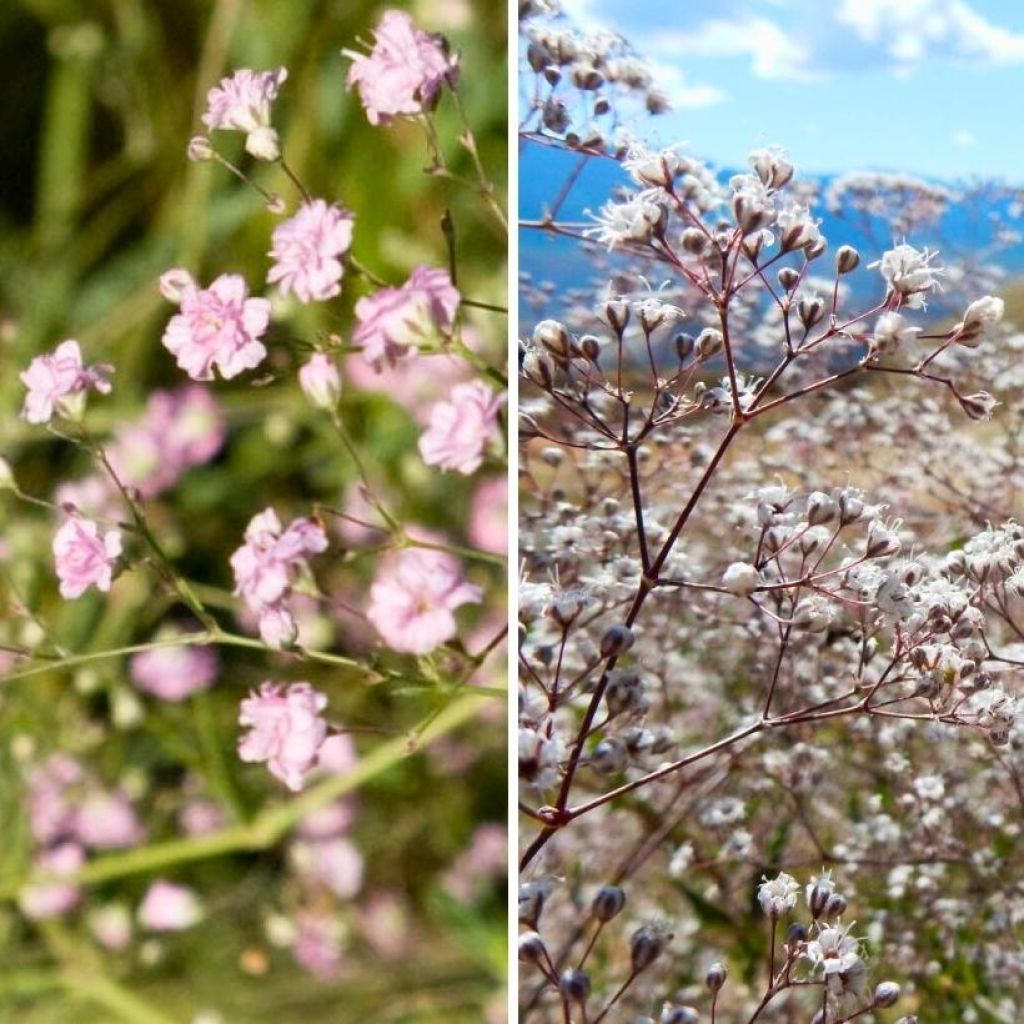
591, 738, 627, 775
298, 353, 341, 410
186, 135, 214, 162
959, 391, 998, 421
806, 491, 836, 526
681, 228, 706, 254
559, 968, 591, 1004
518, 931, 548, 965
580, 335, 601, 361
600, 624, 634, 658
873, 981, 901, 1008
798, 296, 825, 330
604, 298, 630, 334
778, 266, 800, 291
592, 885, 626, 922
836, 244, 860, 274
675, 333, 695, 361
696, 328, 723, 360
661, 1007, 699, 1024
785, 922, 808, 946
705, 961, 727, 992
630, 923, 671, 970
824, 893, 847, 918
533, 319, 569, 356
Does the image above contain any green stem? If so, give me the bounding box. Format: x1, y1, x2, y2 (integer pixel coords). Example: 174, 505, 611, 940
5, 690, 488, 894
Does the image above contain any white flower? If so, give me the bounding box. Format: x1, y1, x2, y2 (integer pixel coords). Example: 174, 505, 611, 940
758, 872, 799, 917
805, 923, 863, 976
954, 295, 1004, 348
872, 244, 943, 307
722, 562, 761, 596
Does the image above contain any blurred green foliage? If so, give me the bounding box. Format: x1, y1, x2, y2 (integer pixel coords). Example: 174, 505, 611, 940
0, 0, 507, 1021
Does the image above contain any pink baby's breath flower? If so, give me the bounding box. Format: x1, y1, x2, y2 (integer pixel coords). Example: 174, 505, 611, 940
366, 540, 482, 654
137, 880, 204, 931
418, 381, 505, 474
469, 476, 507, 555
268, 200, 354, 303
298, 352, 342, 409
19, 843, 84, 920
345, 11, 458, 125
353, 265, 459, 370
131, 642, 219, 701
293, 909, 345, 979
107, 385, 226, 500
20, 340, 112, 424
201, 67, 288, 160
161, 270, 271, 381
290, 836, 364, 899
230, 509, 328, 648
53, 516, 122, 599
75, 790, 144, 850
238, 681, 329, 791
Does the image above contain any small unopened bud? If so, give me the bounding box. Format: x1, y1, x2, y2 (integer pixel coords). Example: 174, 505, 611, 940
681, 228, 706, 254
604, 298, 630, 334
600, 624, 634, 658
265, 193, 286, 215
836, 244, 860, 274
534, 319, 569, 356
298, 353, 342, 410
838, 490, 865, 525
705, 961, 727, 993
580, 335, 601, 361
777, 266, 800, 292
591, 738, 627, 775
959, 390, 998, 421
824, 893, 847, 918
873, 981, 901, 1008
806, 491, 836, 526
807, 878, 832, 919
630, 923, 671, 970
592, 885, 626, 922
660, 1007, 699, 1024
518, 931, 548, 965
696, 328, 723, 360
559, 968, 591, 1004
675, 333, 695, 361
159, 267, 195, 304
798, 296, 825, 330
187, 135, 214, 161
785, 922, 808, 946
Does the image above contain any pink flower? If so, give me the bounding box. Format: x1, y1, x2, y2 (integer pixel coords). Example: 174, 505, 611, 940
161, 270, 271, 381
107, 385, 226, 499
366, 541, 482, 654
75, 790, 144, 850
418, 381, 504, 474
238, 681, 329, 791
201, 67, 288, 161
290, 836, 364, 899
27, 755, 83, 846
298, 352, 342, 409
230, 509, 328, 648
469, 477, 507, 555
19, 843, 84, 920
268, 200, 354, 303
293, 909, 345, 979
345, 11, 458, 125
180, 797, 226, 837
137, 880, 204, 931
20, 340, 112, 424
53, 516, 122, 599
131, 642, 219, 702
353, 265, 459, 370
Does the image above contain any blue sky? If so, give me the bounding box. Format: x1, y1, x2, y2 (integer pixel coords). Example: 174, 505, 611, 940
559, 0, 1024, 181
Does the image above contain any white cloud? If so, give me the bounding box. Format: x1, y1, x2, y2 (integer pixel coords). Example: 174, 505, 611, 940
648, 60, 726, 108
836, 0, 1024, 67
643, 16, 817, 81
951, 129, 976, 147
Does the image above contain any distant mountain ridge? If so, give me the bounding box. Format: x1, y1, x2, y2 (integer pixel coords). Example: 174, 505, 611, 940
520, 141, 1024, 306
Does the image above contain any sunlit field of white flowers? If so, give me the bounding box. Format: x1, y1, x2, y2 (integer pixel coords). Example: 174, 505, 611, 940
0, 1, 506, 1021
518, 3, 1024, 1022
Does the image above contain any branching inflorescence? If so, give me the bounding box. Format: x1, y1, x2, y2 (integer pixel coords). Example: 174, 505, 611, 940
518, 5, 1024, 1022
